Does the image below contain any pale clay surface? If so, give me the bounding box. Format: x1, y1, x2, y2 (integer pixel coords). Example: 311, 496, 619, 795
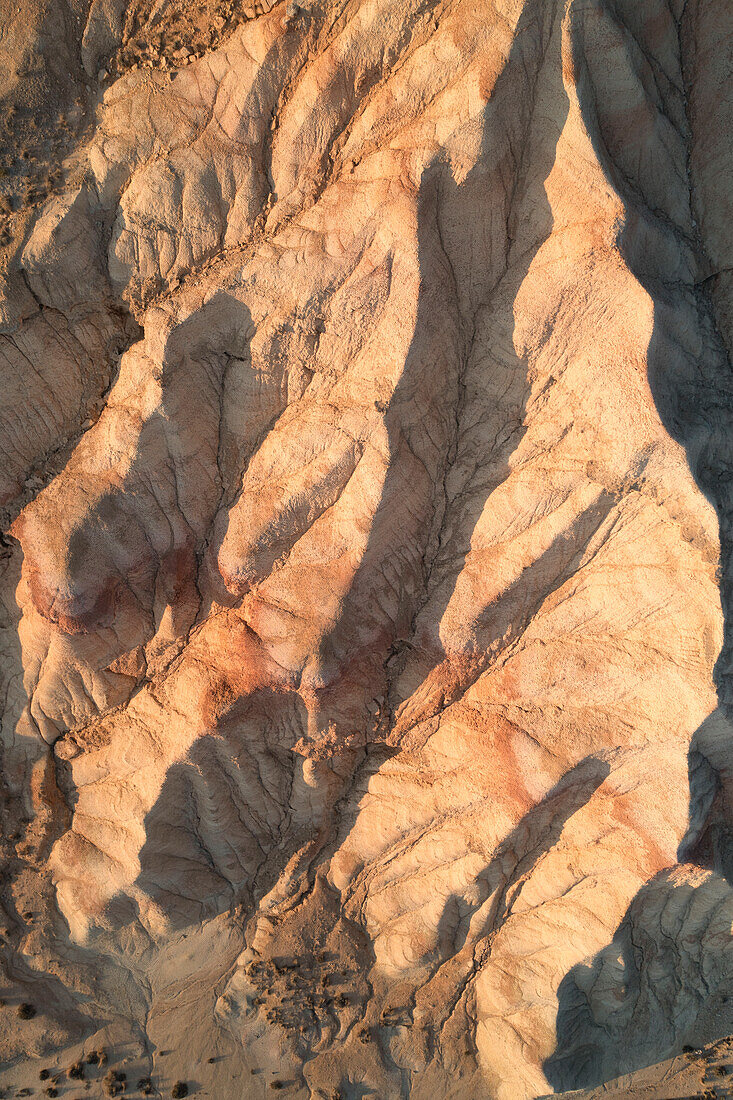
0, 0, 732, 1097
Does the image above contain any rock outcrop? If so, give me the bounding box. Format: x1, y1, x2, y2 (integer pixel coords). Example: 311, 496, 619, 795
1, 0, 732, 1096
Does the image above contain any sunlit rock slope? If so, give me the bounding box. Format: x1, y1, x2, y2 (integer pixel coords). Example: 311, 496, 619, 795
0, 0, 732, 1096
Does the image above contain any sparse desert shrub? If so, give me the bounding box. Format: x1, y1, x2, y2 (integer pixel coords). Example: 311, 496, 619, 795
171, 1084, 188, 1098
103, 1069, 126, 1096
17, 1002, 36, 1019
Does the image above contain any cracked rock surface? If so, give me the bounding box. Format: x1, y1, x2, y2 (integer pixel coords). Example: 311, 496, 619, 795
1, 0, 733, 1096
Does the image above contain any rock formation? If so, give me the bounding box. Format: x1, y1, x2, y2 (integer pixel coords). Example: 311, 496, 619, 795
0, 0, 732, 1096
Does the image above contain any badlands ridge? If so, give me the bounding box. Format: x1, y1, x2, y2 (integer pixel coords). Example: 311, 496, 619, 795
0, 0, 732, 1096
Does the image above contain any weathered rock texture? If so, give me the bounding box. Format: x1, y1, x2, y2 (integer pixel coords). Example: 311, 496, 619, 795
0, 0, 732, 1096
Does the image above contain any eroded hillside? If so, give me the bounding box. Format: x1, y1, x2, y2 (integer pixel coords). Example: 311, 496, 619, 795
0, 0, 732, 1097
